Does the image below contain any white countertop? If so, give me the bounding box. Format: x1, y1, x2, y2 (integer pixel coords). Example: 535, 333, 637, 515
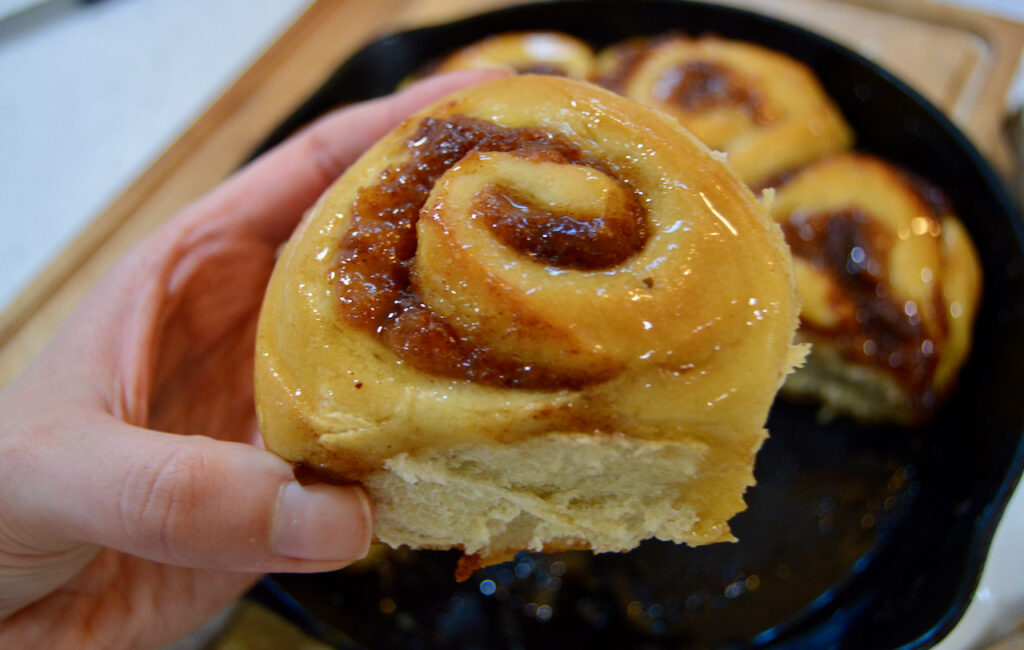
1, 0, 1023, 647
0, 0, 311, 310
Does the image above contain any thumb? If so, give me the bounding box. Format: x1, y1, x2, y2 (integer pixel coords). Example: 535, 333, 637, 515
5, 414, 372, 573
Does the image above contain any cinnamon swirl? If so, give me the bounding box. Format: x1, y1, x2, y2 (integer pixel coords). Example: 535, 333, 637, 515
255, 76, 805, 575
595, 34, 853, 189
771, 153, 982, 423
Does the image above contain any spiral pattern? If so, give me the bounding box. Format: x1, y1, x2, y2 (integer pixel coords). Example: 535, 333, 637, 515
771, 153, 982, 421
594, 34, 853, 189
256, 76, 801, 492
332, 115, 649, 389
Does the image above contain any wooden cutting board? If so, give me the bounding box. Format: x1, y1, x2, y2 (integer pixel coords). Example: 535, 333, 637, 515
1, 0, 1022, 387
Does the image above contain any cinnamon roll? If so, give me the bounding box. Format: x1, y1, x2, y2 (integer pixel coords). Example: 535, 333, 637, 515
771, 153, 982, 423
433, 31, 596, 79
595, 34, 853, 189
255, 76, 805, 575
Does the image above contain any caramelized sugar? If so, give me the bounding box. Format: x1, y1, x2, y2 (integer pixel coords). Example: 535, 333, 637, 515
655, 60, 766, 122
332, 115, 647, 388
782, 208, 942, 404
477, 186, 645, 269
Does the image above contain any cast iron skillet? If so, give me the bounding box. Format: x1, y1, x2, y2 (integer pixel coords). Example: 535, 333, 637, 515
248, 1, 1024, 648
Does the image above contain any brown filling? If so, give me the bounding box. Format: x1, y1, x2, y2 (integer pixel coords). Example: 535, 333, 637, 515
782, 208, 943, 408
654, 60, 767, 122
594, 37, 766, 124
331, 115, 648, 389
477, 186, 645, 269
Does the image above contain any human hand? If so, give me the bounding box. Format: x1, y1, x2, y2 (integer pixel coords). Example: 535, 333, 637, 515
0, 68, 507, 649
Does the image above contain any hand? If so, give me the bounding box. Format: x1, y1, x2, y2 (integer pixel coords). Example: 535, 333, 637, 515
0, 68, 507, 649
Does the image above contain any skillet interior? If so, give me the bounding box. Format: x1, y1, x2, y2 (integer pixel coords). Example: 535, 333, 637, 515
249, 2, 1024, 647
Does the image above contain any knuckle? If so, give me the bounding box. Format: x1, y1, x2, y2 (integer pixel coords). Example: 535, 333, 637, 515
119, 444, 211, 562
0, 424, 34, 482
0, 408, 57, 488
303, 125, 347, 188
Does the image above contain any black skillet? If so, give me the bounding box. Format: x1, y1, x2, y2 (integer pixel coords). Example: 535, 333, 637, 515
247, 1, 1024, 647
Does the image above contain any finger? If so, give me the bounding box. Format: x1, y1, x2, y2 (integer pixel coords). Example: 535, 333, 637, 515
4, 415, 373, 573
173, 67, 511, 246
0, 556, 260, 650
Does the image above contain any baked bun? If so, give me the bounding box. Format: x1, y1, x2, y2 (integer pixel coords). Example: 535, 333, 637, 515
434, 31, 596, 79
255, 76, 804, 576
595, 34, 853, 189
771, 153, 982, 423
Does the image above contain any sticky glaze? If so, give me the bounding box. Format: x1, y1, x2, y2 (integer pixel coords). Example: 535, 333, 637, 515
332, 115, 648, 388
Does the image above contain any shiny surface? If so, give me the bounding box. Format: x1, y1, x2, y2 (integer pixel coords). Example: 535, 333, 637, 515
773, 153, 983, 421
593, 34, 854, 188
331, 115, 646, 388
252, 2, 1024, 648
1, 0, 1022, 648
255, 75, 801, 523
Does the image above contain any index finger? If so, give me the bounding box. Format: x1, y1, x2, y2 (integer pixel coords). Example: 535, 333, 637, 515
175, 68, 511, 246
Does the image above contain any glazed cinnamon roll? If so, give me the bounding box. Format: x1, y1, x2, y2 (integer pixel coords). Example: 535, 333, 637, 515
771, 153, 982, 423
433, 31, 596, 79
255, 76, 804, 575
595, 34, 853, 189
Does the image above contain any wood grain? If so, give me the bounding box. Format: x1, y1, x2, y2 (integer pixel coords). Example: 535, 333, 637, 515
1, 0, 1021, 387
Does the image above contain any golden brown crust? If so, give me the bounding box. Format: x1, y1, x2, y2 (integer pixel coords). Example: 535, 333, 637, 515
594, 34, 853, 188
258, 75, 800, 469
255, 75, 803, 566
435, 31, 596, 79
771, 152, 982, 422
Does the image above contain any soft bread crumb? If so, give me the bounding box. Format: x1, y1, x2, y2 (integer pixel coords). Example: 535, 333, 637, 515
365, 433, 712, 565
782, 341, 912, 424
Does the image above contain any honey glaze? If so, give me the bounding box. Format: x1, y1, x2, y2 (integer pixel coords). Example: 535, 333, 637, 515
782, 208, 943, 404
477, 186, 646, 269
332, 115, 648, 388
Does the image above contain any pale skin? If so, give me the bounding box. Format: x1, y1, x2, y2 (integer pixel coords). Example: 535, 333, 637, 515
0, 68, 507, 649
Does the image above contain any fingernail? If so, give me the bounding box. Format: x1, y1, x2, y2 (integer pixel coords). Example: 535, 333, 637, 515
271, 481, 372, 561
